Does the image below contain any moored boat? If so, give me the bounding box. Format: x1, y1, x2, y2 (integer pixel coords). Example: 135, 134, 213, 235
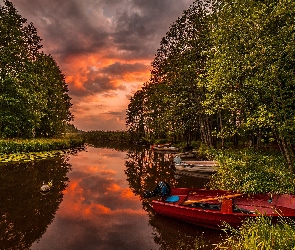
174, 152, 196, 159
144, 182, 295, 229
174, 170, 213, 179
172, 160, 218, 173
151, 143, 179, 151
153, 146, 179, 151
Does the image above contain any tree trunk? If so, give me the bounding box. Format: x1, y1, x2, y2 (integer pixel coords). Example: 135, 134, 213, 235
276, 132, 294, 174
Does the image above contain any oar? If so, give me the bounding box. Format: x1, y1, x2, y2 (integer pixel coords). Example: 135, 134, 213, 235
182, 193, 243, 205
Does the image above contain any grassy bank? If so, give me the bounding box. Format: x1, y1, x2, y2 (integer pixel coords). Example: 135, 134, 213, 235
196, 148, 295, 249
0, 136, 85, 163
207, 149, 295, 194
215, 216, 295, 249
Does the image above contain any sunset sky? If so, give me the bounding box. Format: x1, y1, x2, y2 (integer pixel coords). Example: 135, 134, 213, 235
11, 0, 193, 131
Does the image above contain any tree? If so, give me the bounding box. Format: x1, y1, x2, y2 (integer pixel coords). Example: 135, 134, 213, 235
0, 0, 72, 138
33, 53, 72, 137
126, 88, 146, 138
149, 0, 217, 146
205, 0, 295, 171
127, 0, 218, 145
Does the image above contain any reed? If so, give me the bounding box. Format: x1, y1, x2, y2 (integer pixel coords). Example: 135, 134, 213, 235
215, 216, 295, 249
208, 149, 295, 194
0, 137, 84, 154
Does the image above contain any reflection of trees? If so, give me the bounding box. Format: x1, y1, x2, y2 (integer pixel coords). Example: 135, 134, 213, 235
0, 155, 72, 249
125, 148, 211, 211
124, 148, 218, 249
87, 139, 144, 152
149, 214, 224, 250
125, 149, 176, 205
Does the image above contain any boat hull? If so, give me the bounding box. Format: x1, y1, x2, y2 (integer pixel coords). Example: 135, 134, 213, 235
151, 188, 295, 229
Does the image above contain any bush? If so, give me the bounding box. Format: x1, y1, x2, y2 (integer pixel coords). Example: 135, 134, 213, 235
0, 137, 85, 154
208, 149, 295, 194
216, 216, 295, 249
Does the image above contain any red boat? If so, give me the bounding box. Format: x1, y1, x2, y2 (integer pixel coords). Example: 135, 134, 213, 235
144, 182, 295, 229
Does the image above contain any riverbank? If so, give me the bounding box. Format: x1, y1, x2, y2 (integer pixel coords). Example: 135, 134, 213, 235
201, 148, 295, 249
0, 136, 85, 163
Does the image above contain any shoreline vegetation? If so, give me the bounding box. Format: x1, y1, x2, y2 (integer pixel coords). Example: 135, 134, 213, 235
0, 135, 85, 163
2, 130, 295, 248
2, 0, 295, 247
82, 130, 295, 249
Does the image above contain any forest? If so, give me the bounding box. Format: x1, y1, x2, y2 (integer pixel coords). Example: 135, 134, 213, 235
0, 0, 72, 139
126, 0, 295, 173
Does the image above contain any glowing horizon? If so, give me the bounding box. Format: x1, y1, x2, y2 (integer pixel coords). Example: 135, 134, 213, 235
11, 0, 193, 131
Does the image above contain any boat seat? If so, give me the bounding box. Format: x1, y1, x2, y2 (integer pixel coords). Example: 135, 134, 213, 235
165, 195, 180, 203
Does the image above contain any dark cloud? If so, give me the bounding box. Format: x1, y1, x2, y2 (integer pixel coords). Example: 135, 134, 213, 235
103, 110, 126, 120
12, 0, 111, 60
12, 0, 193, 60
67, 85, 89, 97
101, 62, 148, 76
10, 0, 193, 131
84, 74, 120, 93
112, 0, 193, 58
69, 62, 149, 97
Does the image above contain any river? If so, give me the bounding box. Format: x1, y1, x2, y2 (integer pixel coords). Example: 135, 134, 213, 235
0, 145, 224, 250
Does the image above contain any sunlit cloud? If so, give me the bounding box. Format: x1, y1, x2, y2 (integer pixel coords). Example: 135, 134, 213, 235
12, 0, 193, 131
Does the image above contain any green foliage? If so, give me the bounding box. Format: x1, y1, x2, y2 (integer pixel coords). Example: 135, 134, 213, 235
216, 216, 295, 250
205, 0, 295, 170
83, 130, 140, 150
0, 137, 85, 162
65, 123, 79, 133
126, 0, 217, 146
208, 149, 295, 194
0, 1, 72, 138
127, 0, 295, 172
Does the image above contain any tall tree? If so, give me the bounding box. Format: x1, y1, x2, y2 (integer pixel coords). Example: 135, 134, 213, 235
33, 53, 72, 137
126, 88, 146, 138
205, 0, 295, 171
150, 0, 217, 146
127, 0, 218, 146
0, 0, 72, 138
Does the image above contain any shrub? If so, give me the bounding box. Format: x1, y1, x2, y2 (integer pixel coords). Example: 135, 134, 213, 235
216, 216, 295, 250
208, 149, 295, 194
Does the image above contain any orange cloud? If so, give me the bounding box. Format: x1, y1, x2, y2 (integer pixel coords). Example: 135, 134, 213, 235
121, 188, 137, 200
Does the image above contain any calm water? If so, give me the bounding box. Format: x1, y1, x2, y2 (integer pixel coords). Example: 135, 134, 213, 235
0, 145, 224, 250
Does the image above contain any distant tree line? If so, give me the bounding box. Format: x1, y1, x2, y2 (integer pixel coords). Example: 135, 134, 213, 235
84, 130, 136, 149
0, 0, 72, 138
126, 0, 295, 172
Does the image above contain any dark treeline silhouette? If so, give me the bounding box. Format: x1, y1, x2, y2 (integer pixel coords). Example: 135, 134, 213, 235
0, 0, 72, 138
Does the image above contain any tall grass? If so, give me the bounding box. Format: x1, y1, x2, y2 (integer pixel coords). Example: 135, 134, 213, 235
215, 216, 295, 249
0, 137, 84, 154
208, 149, 295, 194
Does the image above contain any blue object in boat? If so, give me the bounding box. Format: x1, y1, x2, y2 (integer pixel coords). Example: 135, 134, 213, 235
166, 195, 180, 202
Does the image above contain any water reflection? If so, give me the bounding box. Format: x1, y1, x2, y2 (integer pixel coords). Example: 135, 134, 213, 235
1, 146, 223, 250
149, 215, 223, 250
0, 155, 71, 249
31, 146, 158, 250
125, 147, 223, 249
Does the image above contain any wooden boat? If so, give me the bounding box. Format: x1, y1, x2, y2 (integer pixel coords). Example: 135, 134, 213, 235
153, 146, 179, 151
173, 161, 218, 173
174, 152, 196, 158
144, 182, 295, 229
151, 143, 179, 152
150, 143, 171, 149
174, 170, 213, 179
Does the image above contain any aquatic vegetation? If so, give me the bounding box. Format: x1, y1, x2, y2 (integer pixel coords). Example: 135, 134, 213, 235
0, 137, 85, 163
